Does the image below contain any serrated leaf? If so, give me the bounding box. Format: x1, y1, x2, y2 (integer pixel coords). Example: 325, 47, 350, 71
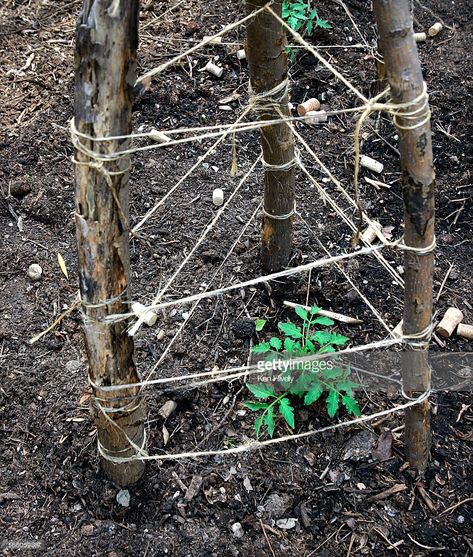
305, 339, 315, 353
328, 333, 349, 346
310, 305, 321, 315
304, 384, 323, 405
244, 401, 269, 411
252, 342, 271, 354
342, 395, 361, 417
318, 345, 336, 353
254, 414, 264, 438
278, 322, 303, 339
246, 384, 275, 399
279, 398, 295, 429
284, 337, 296, 352
326, 389, 339, 418
269, 337, 282, 351
265, 407, 276, 437
317, 19, 332, 29
323, 367, 344, 380
57, 253, 69, 279
255, 318, 266, 332
337, 380, 359, 395
294, 306, 308, 321
312, 316, 335, 326
310, 331, 333, 345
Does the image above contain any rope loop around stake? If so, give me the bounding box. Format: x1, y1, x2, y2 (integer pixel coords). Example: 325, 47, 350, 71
263, 201, 296, 220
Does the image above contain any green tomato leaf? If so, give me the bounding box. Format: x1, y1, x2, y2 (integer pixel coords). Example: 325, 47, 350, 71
246, 383, 275, 399
326, 389, 339, 418
305, 339, 316, 353
304, 383, 323, 405
243, 401, 269, 411
255, 318, 267, 332
336, 380, 359, 395
265, 406, 276, 437
312, 316, 335, 326
310, 305, 321, 315
254, 414, 264, 438
323, 367, 344, 380
294, 306, 308, 321
269, 337, 282, 351
278, 322, 303, 339
318, 345, 336, 354
306, 20, 313, 35
252, 342, 271, 354
328, 333, 350, 346
279, 397, 295, 429
342, 395, 361, 417
317, 19, 332, 29
284, 337, 296, 352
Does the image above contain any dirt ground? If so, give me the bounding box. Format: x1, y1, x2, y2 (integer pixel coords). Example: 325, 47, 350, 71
0, 0, 472, 556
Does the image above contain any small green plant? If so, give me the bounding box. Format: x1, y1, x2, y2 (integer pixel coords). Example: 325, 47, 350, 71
245, 305, 361, 439
282, 1, 331, 36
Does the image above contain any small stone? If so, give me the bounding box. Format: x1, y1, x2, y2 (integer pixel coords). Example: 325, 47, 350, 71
457, 515, 465, 524
213, 188, 224, 206
81, 524, 95, 536
65, 360, 83, 373
342, 430, 376, 461
264, 493, 293, 518
116, 489, 130, 508
157, 329, 165, 341
276, 518, 297, 530
158, 400, 177, 420
231, 522, 244, 538
27, 263, 42, 281
10, 179, 31, 198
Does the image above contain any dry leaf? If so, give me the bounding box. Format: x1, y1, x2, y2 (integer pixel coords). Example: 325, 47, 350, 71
57, 253, 69, 279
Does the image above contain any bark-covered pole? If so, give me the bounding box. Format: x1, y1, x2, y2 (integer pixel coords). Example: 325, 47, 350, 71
246, 1, 295, 272
373, 0, 435, 471
74, 0, 146, 485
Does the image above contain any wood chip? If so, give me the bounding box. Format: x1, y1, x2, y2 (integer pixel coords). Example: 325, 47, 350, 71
368, 483, 406, 502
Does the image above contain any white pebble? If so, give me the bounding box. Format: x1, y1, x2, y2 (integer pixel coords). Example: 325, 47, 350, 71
204, 61, 224, 78
213, 188, 224, 207
116, 489, 130, 508
27, 264, 42, 281
236, 48, 246, 60
360, 155, 384, 174
232, 522, 244, 538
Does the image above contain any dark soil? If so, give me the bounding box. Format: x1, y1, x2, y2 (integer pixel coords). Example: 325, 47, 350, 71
0, 1, 472, 556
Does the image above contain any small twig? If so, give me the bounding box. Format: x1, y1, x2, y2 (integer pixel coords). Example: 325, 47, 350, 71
438, 497, 473, 517
435, 262, 454, 302
259, 520, 276, 557
407, 533, 445, 551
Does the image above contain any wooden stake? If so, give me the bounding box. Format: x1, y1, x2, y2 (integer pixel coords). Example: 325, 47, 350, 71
373, 0, 436, 472
246, 0, 295, 272
74, 0, 145, 485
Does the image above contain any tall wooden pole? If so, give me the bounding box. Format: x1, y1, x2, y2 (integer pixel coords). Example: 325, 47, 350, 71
246, 0, 295, 272
373, 0, 435, 471
74, 0, 146, 485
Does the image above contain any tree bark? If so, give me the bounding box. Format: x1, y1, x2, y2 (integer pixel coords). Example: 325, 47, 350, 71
373, 0, 435, 472
74, 0, 145, 485
246, 0, 295, 272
